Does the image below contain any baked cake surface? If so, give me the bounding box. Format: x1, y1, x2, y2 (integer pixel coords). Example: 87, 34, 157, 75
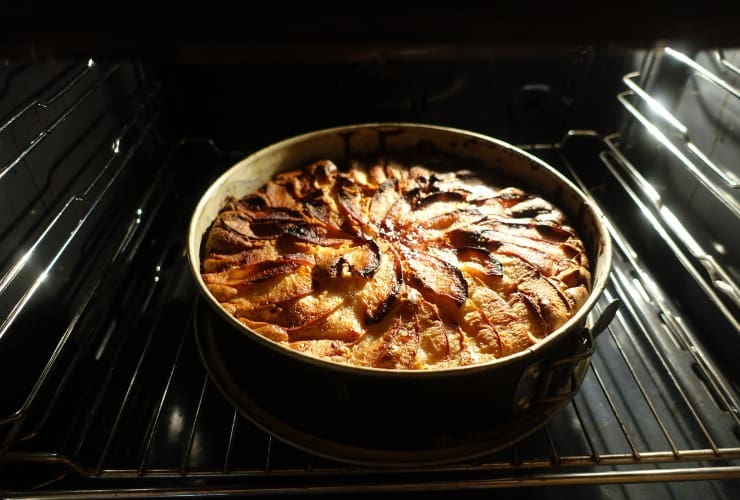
201, 156, 591, 370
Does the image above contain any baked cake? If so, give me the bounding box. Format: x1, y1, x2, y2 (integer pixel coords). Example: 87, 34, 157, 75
201, 156, 591, 370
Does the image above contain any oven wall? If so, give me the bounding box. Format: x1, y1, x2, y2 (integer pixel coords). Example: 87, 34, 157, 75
155, 46, 633, 151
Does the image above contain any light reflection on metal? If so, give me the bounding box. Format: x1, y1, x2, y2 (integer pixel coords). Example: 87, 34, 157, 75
712, 242, 727, 255
0, 113, 159, 342
0, 64, 122, 182
600, 142, 740, 316
665, 46, 740, 100
622, 73, 739, 188
623, 72, 687, 135
713, 49, 740, 76
168, 406, 185, 439
618, 92, 740, 215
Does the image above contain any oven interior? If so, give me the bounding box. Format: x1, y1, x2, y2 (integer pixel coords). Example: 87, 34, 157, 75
0, 42, 739, 498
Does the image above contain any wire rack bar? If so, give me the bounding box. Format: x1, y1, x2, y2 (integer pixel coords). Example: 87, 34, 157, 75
0, 60, 95, 135
602, 134, 739, 308
18, 273, 130, 444
0, 110, 160, 344
617, 92, 740, 218
599, 289, 680, 457
223, 410, 238, 473
94, 250, 191, 474
622, 72, 739, 188
4, 465, 740, 499
264, 435, 275, 472
560, 131, 740, 334
0, 63, 121, 183
180, 374, 209, 473
556, 135, 740, 430
59, 193, 174, 474
72, 313, 155, 465
5, 445, 740, 480
665, 46, 740, 100
137, 308, 195, 474
0, 113, 161, 431
569, 398, 599, 462
714, 49, 740, 76
588, 363, 641, 459
608, 267, 723, 455
544, 425, 559, 465
598, 147, 740, 330
95, 313, 164, 473
0, 84, 161, 305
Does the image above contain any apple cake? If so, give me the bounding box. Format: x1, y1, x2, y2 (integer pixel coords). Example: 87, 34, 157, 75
200, 155, 591, 370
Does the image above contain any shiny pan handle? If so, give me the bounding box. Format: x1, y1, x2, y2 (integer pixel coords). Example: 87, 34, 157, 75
513, 299, 620, 412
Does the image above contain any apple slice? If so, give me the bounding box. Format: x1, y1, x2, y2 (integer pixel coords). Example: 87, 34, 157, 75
420, 208, 483, 230
203, 215, 258, 254
221, 213, 258, 238
356, 248, 403, 323
508, 197, 554, 217
248, 217, 306, 241
456, 246, 503, 277
221, 265, 315, 315
445, 227, 500, 250
464, 276, 534, 356
369, 179, 400, 225
373, 308, 420, 369
244, 287, 346, 329
516, 291, 548, 339
457, 297, 502, 357
335, 176, 367, 232
478, 216, 575, 242
305, 159, 339, 187
262, 176, 303, 211
412, 190, 467, 209
202, 240, 279, 272
401, 246, 468, 308
490, 187, 530, 207
496, 243, 564, 278
414, 292, 465, 365
303, 190, 348, 237
203, 257, 310, 287
287, 302, 362, 342
238, 317, 289, 343
338, 239, 381, 278
517, 278, 573, 334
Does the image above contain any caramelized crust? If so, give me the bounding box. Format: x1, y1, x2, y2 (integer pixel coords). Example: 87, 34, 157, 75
201, 157, 591, 369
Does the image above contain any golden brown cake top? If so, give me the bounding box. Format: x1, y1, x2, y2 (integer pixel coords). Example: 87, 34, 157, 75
201, 155, 590, 370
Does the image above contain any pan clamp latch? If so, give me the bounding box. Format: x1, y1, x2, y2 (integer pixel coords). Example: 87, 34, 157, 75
513, 299, 619, 413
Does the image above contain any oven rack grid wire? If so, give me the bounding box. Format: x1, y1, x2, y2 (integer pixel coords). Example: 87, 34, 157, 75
0, 60, 164, 433
615, 46, 740, 313
0, 59, 738, 496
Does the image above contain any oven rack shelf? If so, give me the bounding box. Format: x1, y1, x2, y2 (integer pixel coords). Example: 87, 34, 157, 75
0, 61, 165, 448
614, 47, 740, 313
1, 134, 738, 498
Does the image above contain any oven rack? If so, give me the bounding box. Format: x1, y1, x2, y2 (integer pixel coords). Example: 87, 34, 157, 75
0, 61, 164, 446
614, 47, 740, 312
1, 125, 739, 497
